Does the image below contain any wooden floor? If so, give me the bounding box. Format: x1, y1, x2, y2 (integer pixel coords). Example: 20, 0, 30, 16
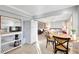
7, 33, 79, 54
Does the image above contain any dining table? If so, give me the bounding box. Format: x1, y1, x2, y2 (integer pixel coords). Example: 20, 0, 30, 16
48, 31, 79, 53
49, 31, 71, 38
49, 31, 79, 43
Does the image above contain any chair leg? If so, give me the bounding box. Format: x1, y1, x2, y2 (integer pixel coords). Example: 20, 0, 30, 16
54, 49, 57, 54
52, 42, 54, 49
66, 51, 68, 54
46, 40, 48, 48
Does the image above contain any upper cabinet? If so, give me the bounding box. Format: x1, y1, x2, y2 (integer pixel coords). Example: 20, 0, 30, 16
1, 16, 21, 29
0, 16, 21, 31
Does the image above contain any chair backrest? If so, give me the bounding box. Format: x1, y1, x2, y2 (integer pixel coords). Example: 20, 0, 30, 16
45, 31, 53, 39
53, 36, 70, 49
45, 31, 50, 39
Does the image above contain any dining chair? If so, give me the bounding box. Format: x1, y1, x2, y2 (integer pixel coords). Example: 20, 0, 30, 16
53, 36, 70, 54
45, 31, 55, 49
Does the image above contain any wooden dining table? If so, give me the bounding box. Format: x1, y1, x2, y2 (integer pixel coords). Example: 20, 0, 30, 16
54, 34, 71, 38
49, 31, 71, 38
48, 31, 79, 54
49, 31, 78, 43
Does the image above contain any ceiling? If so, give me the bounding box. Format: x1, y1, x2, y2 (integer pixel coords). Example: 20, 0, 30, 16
0, 5, 75, 22
36, 12, 72, 22
10, 5, 74, 16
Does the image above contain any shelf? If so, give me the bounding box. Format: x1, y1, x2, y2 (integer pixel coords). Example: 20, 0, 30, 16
0, 16, 22, 54
1, 32, 22, 37
1, 39, 21, 46
1, 43, 21, 53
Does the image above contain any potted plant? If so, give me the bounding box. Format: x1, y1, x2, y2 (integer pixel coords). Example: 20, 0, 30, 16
71, 29, 76, 40
71, 29, 76, 34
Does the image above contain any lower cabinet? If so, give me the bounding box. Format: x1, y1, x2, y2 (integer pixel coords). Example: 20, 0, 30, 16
0, 32, 22, 54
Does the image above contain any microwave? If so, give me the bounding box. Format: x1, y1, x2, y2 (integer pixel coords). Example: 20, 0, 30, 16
9, 26, 21, 32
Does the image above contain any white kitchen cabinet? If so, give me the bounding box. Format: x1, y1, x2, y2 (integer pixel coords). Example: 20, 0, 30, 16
0, 16, 22, 54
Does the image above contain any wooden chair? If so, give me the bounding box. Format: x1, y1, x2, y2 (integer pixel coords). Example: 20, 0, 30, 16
53, 36, 70, 54
45, 31, 54, 49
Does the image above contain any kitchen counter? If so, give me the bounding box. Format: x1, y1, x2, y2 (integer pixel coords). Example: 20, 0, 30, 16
0, 31, 22, 37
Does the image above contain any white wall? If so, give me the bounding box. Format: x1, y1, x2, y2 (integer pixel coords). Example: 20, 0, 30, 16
23, 20, 38, 44
22, 20, 31, 44
76, 6, 79, 36
50, 21, 65, 28
31, 20, 38, 43
72, 6, 79, 36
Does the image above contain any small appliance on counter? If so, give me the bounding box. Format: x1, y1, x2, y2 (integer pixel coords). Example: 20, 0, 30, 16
14, 34, 21, 47
9, 26, 21, 32
14, 40, 21, 47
